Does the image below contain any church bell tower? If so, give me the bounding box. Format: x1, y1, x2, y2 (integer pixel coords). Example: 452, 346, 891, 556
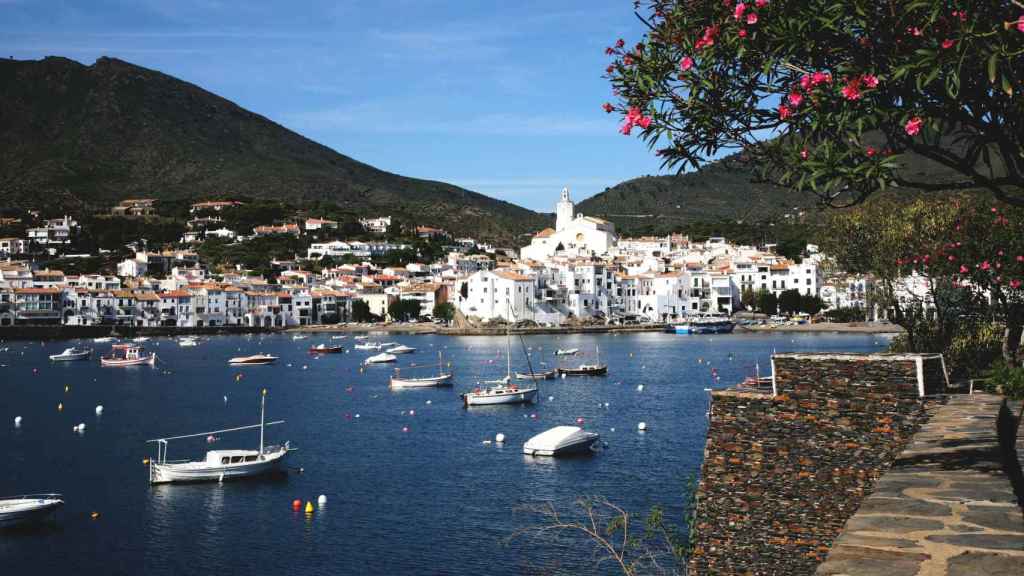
555, 187, 574, 231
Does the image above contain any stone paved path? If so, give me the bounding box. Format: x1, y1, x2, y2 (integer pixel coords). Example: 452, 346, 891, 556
816, 394, 1023, 576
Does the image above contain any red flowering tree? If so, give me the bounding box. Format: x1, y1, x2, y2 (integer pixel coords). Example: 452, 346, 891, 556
899, 198, 1024, 365
605, 1, 1024, 206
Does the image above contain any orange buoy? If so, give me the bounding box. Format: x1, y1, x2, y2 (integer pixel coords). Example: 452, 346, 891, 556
292, 499, 302, 510
142, 458, 150, 465
90, 511, 100, 519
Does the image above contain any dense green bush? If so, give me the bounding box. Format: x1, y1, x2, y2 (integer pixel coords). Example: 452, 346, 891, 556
824, 307, 866, 323
983, 360, 1024, 400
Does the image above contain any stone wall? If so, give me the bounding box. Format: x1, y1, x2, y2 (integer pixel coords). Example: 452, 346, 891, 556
0, 324, 278, 341
688, 353, 945, 575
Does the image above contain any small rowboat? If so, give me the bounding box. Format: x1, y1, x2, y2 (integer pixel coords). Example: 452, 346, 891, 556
228, 354, 278, 366
515, 369, 556, 380
0, 494, 64, 528
100, 344, 156, 367
308, 344, 343, 354
49, 347, 92, 362
554, 348, 579, 356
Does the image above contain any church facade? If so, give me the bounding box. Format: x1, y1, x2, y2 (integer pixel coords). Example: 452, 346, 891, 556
519, 188, 617, 262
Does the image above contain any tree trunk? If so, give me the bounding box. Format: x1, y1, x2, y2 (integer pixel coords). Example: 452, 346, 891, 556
1003, 321, 1022, 368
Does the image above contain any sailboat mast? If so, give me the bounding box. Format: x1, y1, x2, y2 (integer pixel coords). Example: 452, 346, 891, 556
506, 301, 511, 379
259, 389, 266, 457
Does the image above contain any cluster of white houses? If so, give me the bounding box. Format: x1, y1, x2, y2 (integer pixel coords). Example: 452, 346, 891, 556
0, 189, 896, 328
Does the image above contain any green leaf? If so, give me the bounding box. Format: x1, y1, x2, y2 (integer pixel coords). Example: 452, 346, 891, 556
987, 53, 997, 84
1001, 74, 1013, 97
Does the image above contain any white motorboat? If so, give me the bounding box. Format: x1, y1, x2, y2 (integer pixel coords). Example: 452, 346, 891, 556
100, 344, 156, 367
291, 334, 307, 340
555, 348, 579, 356
49, 347, 92, 362
353, 335, 369, 340
147, 390, 293, 484
179, 337, 199, 347
390, 352, 453, 388
463, 303, 538, 406
132, 337, 150, 343
386, 344, 416, 354
0, 494, 64, 528
364, 352, 397, 365
523, 426, 600, 457
331, 335, 347, 340
228, 354, 278, 366
515, 369, 557, 380
354, 342, 383, 351
92, 336, 115, 343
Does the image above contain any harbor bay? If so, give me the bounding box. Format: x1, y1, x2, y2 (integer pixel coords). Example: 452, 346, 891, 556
1, 332, 888, 575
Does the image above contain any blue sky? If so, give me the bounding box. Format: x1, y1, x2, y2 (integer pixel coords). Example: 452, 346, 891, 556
0, 0, 667, 212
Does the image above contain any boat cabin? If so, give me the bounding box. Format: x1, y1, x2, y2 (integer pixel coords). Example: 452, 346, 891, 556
108, 344, 146, 360
205, 450, 261, 465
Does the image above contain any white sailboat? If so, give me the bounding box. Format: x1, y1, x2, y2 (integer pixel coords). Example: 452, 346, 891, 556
364, 352, 397, 365
390, 352, 454, 388
0, 494, 64, 527
146, 390, 294, 484
463, 304, 538, 407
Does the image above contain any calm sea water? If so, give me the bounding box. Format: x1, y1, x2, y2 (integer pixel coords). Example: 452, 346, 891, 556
0, 331, 888, 575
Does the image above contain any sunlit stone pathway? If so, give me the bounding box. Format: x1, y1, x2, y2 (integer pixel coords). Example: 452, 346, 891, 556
817, 394, 1024, 576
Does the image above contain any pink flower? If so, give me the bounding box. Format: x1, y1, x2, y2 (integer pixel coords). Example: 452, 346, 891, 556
800, 75, 812, 90
811, 71, 832, 85
738, 29, 748, 38
866, 146, 876, 157
1017, 255, 1024, 262
695, 25, 720, 50
1016, 15, 1024, 33
605, 47, 615, 55
746, 12, 758, 25
619, 121, 633, 136
841, 82, 861, 101
948, 255, 956, 262
755, 0, 768, 7
800, 148, 808, 160
959, 265, 969, 274
980, 261, 991, 271
623, 54, 633, 66
787, 91, 803, 107
905, 116, 923, 136
680, 56, 694, 72
615, 39, 625, 48
941, 39, 956, 49
606, 65, 615, 74
862, 74, 879, 88
1011, 279, 1022, 290
907, 27, 923, 37
778, 104, 792, 120
637, 116, 652, 129
734, 2, 747, 20
626, 107, 642, 123
602, 103, 614, 113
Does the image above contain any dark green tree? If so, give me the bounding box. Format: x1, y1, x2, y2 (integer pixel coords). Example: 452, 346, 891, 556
351, 299, 375, 323
779, 289, 803, 316
799, 293, 824, 315
432, 302, 455, 322
756, 289, 777, 316
388, 299, 422, 322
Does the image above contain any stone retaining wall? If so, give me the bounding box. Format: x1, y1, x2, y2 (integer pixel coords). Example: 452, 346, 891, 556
688, 353, 946, 575
0, 325, 278, 341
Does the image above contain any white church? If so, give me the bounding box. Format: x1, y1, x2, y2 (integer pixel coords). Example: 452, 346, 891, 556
519, 188, 617, 262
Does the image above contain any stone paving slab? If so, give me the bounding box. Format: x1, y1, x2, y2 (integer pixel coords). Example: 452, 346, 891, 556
816, 394, 1024, 576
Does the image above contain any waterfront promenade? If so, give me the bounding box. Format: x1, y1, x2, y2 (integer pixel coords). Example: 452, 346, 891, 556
817, 393, 1024, 575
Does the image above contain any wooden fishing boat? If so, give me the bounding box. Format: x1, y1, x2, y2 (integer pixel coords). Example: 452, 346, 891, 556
100, 344, 156, 367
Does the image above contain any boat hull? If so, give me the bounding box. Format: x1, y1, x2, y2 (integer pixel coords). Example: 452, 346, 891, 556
463, 387, 538, 406
50, 351, 91, 362
558, 365, 608, 376
0, 498, 63, 528
309, 346, 343, 354
228, 356, 278, 365
666, 322, 735, 334
390, 373, 453, 388
149, 449, 289, 484
515, 370, 556, 380
101, 354, 156, 367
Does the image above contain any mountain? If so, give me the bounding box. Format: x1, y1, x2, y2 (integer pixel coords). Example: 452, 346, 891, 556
0, 56, 549, 241
577, 155, 818, 235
